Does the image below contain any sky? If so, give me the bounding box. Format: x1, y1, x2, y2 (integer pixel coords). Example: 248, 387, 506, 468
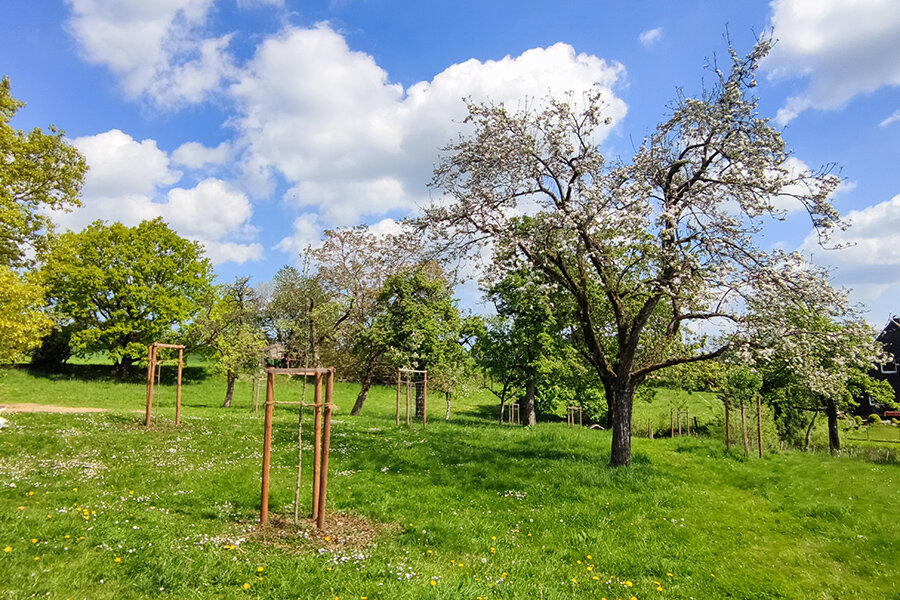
2, 0, 899, 324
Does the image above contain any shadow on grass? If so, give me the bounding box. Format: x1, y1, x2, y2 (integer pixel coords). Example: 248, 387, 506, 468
23, 363, 210, 385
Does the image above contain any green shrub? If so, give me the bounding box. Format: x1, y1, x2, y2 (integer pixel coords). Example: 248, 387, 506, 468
854, 415, 865, 427
892, 418, 900, 426
868, 413, 882, 424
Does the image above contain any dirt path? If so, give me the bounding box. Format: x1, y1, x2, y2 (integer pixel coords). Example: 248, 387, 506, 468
0, 403, 106, 414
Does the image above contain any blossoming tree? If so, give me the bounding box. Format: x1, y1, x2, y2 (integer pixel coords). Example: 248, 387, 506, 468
425, 39, 860, 467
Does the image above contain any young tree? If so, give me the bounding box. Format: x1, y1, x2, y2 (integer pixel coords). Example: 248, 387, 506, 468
194, 277, 267, 407
426, 39, 845, 466
368, 265, 467, 420
1, 77, 86, 268
42, 218, 213, 375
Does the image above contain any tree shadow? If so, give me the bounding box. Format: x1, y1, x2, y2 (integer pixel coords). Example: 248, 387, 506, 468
24, 363, 209, 384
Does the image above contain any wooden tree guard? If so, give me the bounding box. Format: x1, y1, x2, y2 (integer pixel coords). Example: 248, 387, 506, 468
144, 342, 185, 427
396, 368, 427, 427
567, 405, 583, 427
260, 366, 336, 529
506, 403, 521, 425
670, 409, 690, 436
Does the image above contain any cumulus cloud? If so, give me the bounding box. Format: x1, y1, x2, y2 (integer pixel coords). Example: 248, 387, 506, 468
56, 130, 260, 265
65, 0, 235, 107
172, 140, 233, 168
638, 28, 662, 47
764, 0, 900, 124
801, 194, 900, 319
231, 24, 627, 242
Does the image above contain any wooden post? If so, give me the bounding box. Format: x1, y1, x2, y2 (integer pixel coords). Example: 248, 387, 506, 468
260, 371, 274, 524
395, 369, 401, 426
687, 410, 691, 435
579, 406, 583, 428
678, 411, 682, 436
312, 372, 323, 521
724, 398, 731, 451
422, 370, 427, 427
756, 395, 763, 458
175, 347, 183, 426
317, 369, 335, 529
145, 344, 156, 427
741, 399, 750, 458
670, 409, 674, 438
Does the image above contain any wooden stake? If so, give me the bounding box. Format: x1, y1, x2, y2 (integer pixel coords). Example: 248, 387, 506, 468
741, 399, 750, 458
316, 369, 334, 529
145, 343, 156, 427
175, 348, 183, 426
756, 394, 763, 458
405, 379, 411, 427
395, 370, 401, 426
422, 371, 427, 427
312, 372, 323, 520
294, 375, 307, 523
670, 409, 674, 438
260, 371, 274, 524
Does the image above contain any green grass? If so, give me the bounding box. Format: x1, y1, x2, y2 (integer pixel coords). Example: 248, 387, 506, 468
1, 364, 899, 599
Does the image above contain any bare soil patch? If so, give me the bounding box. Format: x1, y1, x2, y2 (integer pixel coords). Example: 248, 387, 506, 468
0, 403, 106, 414
249, 511, 399, 554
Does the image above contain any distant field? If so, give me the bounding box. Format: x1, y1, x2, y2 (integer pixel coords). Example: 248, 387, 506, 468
1, 363, 899, 599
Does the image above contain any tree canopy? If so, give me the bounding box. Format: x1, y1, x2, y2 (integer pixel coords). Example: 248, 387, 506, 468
1, 76, 86, 267
426, 39, 851, 466
42, 218, 213, 374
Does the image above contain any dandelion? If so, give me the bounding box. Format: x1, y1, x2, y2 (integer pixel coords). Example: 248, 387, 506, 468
31, 539, 37, 544
4, 547, 10, 552
710, 574, 715, 578
34, 556, 40, 561
430, 580, 436, 586
491, 536, 496, 540
243, 583, 250, 590
490, 547, 496, 553
73, 487, 78, 492
17, 506, 23, 511
587, 555, 592, 559
625, 581, 633, 587
666, 573, 673, 577
657, 586, 663, 591
632, 597, 638, 600
28, 491, 34, 496
324, 537, 330, 542
114, 557, 121, 563
257, 566, 264, 572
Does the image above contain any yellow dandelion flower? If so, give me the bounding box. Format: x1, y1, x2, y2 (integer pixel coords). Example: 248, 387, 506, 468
666, 573, 673, 577
17, 506, 23, 511
587, 555, 592, 559
3, 547, 10, 552
625, 581, 633, 587
324, 537, 330, 542
31, 539, 37, 544
458, 563, 463, 567
587, 566, 593, 571
73, 487, 77, 491
593, 576, 599, 581
430, 580, 436, 586
572, 578, 578, 584
257, 566, 264, 572
243, 583, 250, 590
28, 491, 34, 496
257, 577, 263, 581
631, 596, 638, 600
426, 549, 432, 554
34, 556, 40, 561
711, 574, 715, 578
114, 557, 121, 563
491, 536, 496, 540
577, 560, 582, 564
657, 586, 663, 591
490, 547, 496, 553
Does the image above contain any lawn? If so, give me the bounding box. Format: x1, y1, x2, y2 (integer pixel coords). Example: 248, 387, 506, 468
1, 363, 898, 599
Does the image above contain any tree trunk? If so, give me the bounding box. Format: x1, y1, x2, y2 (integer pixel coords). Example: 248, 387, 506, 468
741, 399, 750, 458
445, 390, 452, 421
308, 298, 320, 367
756, 395, 763, 458
609, 385, 634, 467
116, 354, 136, 377
523, 380, 537, 426
498, 384, 508, 425
222, 372, 236, 408
804, 411, 817, 451
351, 355, 378, 416
825, 396, 841, 456
723, 396, 731, 451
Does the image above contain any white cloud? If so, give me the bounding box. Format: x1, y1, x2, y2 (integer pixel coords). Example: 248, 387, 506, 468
764, 0, 900, 124
65, 0, 235, 107
231, 24, 627, 251
879, 109, 900, 127
801, 194, 900, 319
275, 213, 323, 257
57, 131, 260, 265
172, 140, 233, 168
638, 28, 662, 47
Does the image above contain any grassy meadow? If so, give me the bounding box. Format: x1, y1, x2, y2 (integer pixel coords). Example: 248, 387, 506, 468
1, 362, 899, 600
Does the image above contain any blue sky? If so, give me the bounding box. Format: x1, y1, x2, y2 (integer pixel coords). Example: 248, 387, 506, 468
3, 1, 899, 323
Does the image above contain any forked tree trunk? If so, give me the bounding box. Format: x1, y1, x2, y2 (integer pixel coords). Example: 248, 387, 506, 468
804, 411, 817, 451
825, 396, 841, 456
222, 372, 236, 408
523, 380, 537, 426
445, 390, 452, 421
350, 355, 378, 416
609, 385, 634, 467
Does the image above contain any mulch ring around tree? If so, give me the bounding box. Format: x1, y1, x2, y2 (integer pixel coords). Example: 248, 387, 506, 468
248, 511, 400, 554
